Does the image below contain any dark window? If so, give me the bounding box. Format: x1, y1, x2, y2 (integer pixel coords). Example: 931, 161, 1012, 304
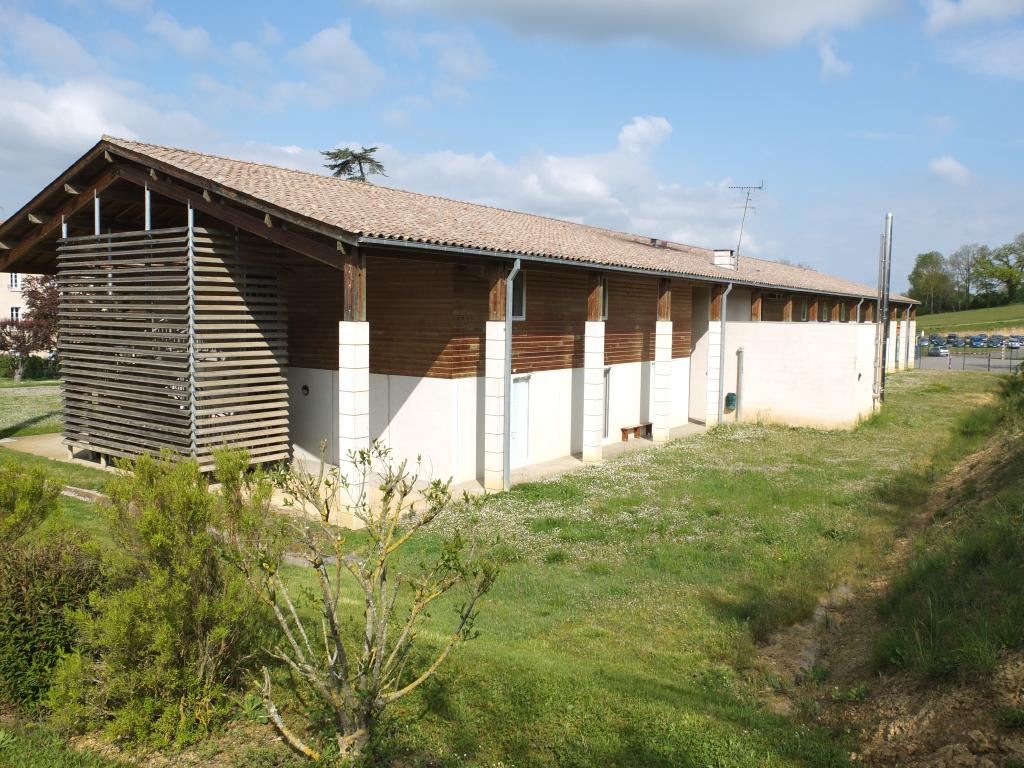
511, 271, 525, 320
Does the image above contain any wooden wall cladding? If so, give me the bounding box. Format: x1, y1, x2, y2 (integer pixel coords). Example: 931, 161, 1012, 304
763, 296, 787, 322
511, 264, 588, 374
58, 226, 289, 469
292, 250, 698, 378
604, 273, 657, 365
191, 228, 289, 467
670, 280, 694, 359
286, 261, 341, 370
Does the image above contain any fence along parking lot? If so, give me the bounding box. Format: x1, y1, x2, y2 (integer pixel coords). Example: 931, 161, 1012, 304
916, 345, 1023, 373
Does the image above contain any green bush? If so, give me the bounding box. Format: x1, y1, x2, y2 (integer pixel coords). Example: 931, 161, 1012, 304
48, 454, 268, 748
0, 537, 105, 710
0, 353, 58, 380
0, 461, 62, 542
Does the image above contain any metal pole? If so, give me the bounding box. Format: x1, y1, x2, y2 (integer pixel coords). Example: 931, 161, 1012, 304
876, 214, 893, 402
93, 190, 100, 235
144, 184, 151, 231
735, 347, 744, 421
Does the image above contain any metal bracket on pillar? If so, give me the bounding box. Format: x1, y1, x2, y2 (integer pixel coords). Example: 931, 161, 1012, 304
93, 190, 100, 236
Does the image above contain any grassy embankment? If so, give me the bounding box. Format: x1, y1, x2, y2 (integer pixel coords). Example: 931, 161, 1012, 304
872, 373, 1024, 686
0, 370, 1009, 767
917, 303, 1024, 334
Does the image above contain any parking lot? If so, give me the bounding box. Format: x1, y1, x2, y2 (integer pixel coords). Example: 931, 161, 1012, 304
916, 348, 1023, 373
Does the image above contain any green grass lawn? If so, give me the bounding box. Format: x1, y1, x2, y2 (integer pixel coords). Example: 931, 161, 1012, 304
917, 302, 1024, 334
276, 370, 998, 767
0, 378, 60, 388
0, 383, 61, 439
0, 370, 1003, 767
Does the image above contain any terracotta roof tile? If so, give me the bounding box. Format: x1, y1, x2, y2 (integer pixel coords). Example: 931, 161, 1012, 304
104, 137, 913, 302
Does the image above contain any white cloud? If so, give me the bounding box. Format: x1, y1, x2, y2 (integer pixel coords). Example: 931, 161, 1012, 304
929, 154, 971, 184
285, 20, 384, 105
948, 28, 1024, 79
818, 40, 853, 78
0, 8, 99, 77
367, 0, 894, 49
260, 21, 283, 46
923, 0, 1024, 32
146, 11, 213, 57
617, 116, 672, 153
225, 117, 755, 253
0, 71, 210, 219
229, 41, 271, 70
416, 30, 490, 80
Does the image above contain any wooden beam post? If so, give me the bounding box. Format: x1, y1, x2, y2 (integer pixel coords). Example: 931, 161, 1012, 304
587, 272, 605, 321
831, 300, 841, 322
782, 294, 793, 322
709, 285, 723, 322
488, 263, 508, 321
751, 291, 762, 321
342, 245, 366, 322
808, 297, 819, 322
657, 278, 672, 321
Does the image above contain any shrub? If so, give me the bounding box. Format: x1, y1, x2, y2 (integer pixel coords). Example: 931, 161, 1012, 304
222, 443, 498, 764
0, 537, 105, 710
0, 461, 61, 542
48, 454, 268, 748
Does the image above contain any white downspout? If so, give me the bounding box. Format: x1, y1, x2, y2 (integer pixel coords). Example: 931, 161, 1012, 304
855, 298, 864, 323
718, 282, 734, 423
502, 259, 521, 492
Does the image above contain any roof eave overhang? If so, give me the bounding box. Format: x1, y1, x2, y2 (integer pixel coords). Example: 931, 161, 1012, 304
357, 235, 913, 303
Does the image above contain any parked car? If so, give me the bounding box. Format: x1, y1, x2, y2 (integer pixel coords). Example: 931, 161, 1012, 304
951, 338, 967, 347
928, 345, 950, 357
946, 333, 959, 343
918, 336, 931, 346
970, 337, 986, 348
1008, 338, 1021, 350
988, 336, 1004, 348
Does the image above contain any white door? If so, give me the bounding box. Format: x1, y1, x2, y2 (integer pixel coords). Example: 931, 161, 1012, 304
510, 376, 530, 467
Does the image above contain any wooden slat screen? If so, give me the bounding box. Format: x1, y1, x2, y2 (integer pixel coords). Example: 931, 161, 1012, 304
58, 225, 288, 470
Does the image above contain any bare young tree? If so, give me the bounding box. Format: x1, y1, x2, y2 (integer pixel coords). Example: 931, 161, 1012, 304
218, 443, 497, 764
0, 320, 50, 381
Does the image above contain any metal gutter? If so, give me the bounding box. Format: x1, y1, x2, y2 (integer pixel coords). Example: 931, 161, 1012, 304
503, 259, 521, 492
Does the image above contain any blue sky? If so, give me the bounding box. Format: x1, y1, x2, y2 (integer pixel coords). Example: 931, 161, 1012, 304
1, 0, 1022, 290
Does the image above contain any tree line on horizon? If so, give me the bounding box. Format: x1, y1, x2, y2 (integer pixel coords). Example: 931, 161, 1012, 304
908, 232, 1024, 315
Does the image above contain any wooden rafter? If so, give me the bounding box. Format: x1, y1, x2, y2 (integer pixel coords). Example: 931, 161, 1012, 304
0, 167, 120, 272
115, 165, 342, 270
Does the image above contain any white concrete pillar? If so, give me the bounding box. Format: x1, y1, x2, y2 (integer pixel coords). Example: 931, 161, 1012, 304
705, 319, 723, 425
483, 321, 506, 491
338, 320, 370, 479
653, 320, 673, 442
886, 319, 899, 372
582, 321, 605, 463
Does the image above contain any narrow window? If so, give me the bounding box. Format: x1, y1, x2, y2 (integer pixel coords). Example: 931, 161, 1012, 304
8, 273, 18, 290
800, 299, 808, 322
840, 302, 848, 322
10, 307, 20, 321
821, 300, 831, 322
511, 271, 525, 321
600, 276, 609, 320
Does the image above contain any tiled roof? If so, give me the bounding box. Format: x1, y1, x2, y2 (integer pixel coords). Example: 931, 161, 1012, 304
104, 137, 913, 302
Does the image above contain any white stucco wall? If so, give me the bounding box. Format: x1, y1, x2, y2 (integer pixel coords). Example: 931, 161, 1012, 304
288, 367, 339, 466
721, 322, 877, 428
725, 288, 752, 321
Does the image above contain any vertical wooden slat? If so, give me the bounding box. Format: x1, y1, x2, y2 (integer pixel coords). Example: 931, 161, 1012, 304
657, 278, 672, 321
751, 291, 762, 321
710, 285, 723, 321
488, 262, 507, 321
831, 300, 841, 322
809, 297, 819, 322
587, 272, 604, 322
782, 295, 793, 322
342, 245, 366, 322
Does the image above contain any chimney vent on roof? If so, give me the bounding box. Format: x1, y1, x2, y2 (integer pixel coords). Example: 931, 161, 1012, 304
650, 237, 662, 248
713, 248, 737, 270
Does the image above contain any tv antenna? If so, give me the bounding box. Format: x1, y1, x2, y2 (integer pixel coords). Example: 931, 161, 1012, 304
729, 181, 763, 256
